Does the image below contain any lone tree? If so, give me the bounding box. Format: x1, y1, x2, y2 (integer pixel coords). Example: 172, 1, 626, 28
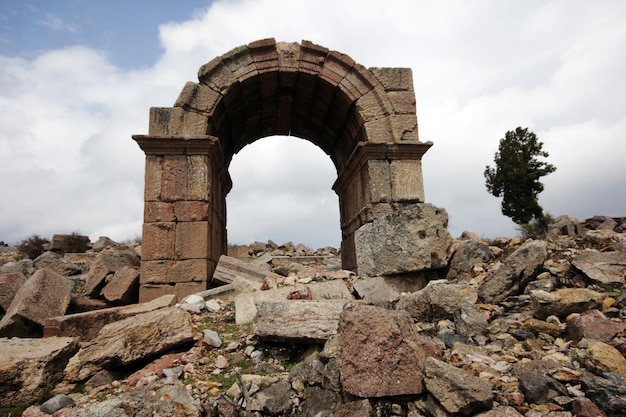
484, 127, 556, 234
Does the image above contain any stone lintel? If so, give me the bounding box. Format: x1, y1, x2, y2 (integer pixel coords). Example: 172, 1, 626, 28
333, 141, 432, 195
132, 135, 223, 157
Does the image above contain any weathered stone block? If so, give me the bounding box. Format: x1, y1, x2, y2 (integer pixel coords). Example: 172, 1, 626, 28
362, 118, 393, 143
0, 269, 74, 337
169, 259, 208, 283
175, 221, 208, 259
139, 283, 176, 303
366, 160, 391, 203
144, 202, 175, 222
144, 155, 163, 201
392, 114, 419, 141
139, 260, 171, 284
161, 155, 188, 201
390, 159, 424, 202
0, 272, 28, 311
187, 155, 210, 200
64, 307, 194, 382
338, 303, 427, 397
142, 222, 175, 261
0, 337, 79, 407
175, 281, 207, 300
101, 266, 140, 304
174, 82, 222, 113
254, 300, 348, 343
148, 107, 173, 135
174, 201, 209, 221
370, 67, 414, 91
387, 90, 416, 114
355, 203, 452, 277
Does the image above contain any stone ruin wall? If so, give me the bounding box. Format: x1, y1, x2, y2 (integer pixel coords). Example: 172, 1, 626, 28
133, 38, 435, 302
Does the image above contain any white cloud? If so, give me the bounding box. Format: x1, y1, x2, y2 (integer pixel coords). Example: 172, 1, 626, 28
1, 0, 625, 248
37, 12, 79, 33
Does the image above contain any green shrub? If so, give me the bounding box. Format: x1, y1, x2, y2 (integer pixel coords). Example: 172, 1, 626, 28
17, 235, 50, 259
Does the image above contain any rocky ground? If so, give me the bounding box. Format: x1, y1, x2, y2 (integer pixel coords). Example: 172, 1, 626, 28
0, 215, 625, 417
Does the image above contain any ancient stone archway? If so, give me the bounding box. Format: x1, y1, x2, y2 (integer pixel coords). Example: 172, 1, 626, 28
133, 38, 432, 302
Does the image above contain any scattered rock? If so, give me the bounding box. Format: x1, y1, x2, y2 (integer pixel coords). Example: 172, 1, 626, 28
447, 238, 494, 280
566, 309, 626, 342
584, 340, 626, 376
478, 239, 548, 304
396, 279, 478, 321
40, 394, 76, 414
0, 271, 28, 311
0, 268, 74, 337
101, 265, 139, 304
64, 307, 194, 382
530, 288, 604, 319
33, 251, 83, 276
0, 336, 79, 407
572, 249, 626, 286
84, 249, 139, 297
423, 357, 493, 414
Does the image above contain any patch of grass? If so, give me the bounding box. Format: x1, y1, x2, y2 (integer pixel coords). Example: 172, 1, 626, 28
0, 403, 32, 417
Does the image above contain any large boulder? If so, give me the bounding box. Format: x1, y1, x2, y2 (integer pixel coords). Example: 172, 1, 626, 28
84, 249, 140, 297
396, 279, 478, 322
64, 307, 194, 382
478, 239, 547, 304
0, 271, 28, 311
101, 265, 140, 304
0, 336, 78, 407
0, 268, 73, 337
446, 239, 493, 280
354, 203, 452, 277
337, 303, 429, 397
33, 251, 82, 276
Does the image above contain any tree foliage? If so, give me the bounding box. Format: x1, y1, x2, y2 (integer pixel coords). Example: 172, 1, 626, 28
484, 127, 556, 228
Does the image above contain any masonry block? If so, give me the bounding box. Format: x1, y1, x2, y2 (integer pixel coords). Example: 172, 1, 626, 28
187, 155, 210, 201
144, 155, 163, 201
139, 284, 176, 303
367, 160, 391, 203
140, 260, 171, 284
142, 223, 175, 260
391, 160, 425, 202
174, 201, 209, 221
161, 155, 188, 201
175, 221, 208, 259
144, 202, 175, 222
169, 259, 208, 283
175, 281, 207, 301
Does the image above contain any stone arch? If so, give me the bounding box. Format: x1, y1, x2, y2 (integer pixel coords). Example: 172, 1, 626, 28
133, 39, 432, 302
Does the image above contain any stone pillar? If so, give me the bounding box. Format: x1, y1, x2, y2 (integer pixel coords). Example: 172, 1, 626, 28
333, 141, 432, 271
132, 135, 231, 302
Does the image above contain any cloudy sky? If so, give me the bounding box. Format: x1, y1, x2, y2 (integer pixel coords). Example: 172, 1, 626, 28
1, 0, 625, 249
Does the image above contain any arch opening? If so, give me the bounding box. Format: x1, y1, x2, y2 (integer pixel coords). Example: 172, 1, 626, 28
226, 135, 340, 249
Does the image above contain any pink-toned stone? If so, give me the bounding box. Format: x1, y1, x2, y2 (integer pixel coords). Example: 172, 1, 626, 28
338, 303, 427, 397
0, 271, 28, 311
84, 250, 140, 297
142, 222, 175, 261
175, 221, 209, 259
101, 266, 140, 304
174, 201, 209, 221
0, 269, 73, 337
144, 201, 175, 222
139, 283, 176, 303
567, 309, 626, 342
161, 155, 188, 201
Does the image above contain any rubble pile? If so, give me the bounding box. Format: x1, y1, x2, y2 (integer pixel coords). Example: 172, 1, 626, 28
0, 215, 625, 417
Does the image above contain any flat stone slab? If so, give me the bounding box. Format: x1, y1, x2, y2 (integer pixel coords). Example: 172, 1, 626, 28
44, 294, 176, 341
253, 300, 350, 343
212, 255, 283, 286
236, 280, 353, 324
